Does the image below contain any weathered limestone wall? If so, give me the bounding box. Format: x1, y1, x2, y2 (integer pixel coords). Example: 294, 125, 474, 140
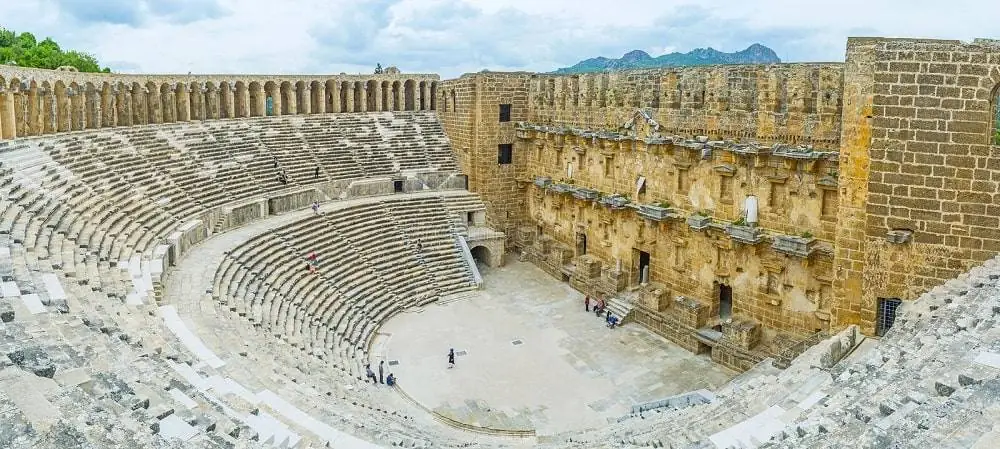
836, 38, 1000, 333
0, 66, 440, 140
527, 64, 844, 146
438, 73, 531, 241
520, 133, 838, 336
268, 188, 321, 215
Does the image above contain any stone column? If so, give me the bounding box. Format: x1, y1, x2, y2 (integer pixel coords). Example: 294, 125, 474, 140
271, 89, 282, 116
285, 88, 296, 115
395, 85, 403, 111
208, 87, 220, 120
120, 88, 133, 126
331, 82, 341, 113
41, 90, 56, 134
359, 85, 367, 112
0, 89, 12, 139
176, 86, 190, 122
421, 82, 431, 110
345, 84, 354, 113
300, 87, 311, 114
223, 86, 235, 119
313, 84, 326, 114
374, 82, 382, 111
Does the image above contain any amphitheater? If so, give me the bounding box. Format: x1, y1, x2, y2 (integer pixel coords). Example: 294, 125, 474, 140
1, 36, 1000, 449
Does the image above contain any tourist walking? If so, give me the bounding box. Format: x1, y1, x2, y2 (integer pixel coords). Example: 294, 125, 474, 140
365, 364, 376, 383
379, 360, 385, 384
314, 165, 320, 178
585, 295, 590, 312
312, 201, 319, 215
447, 348, 455, 368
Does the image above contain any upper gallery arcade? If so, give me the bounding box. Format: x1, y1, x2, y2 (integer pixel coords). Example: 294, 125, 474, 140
0, 66, 441, 139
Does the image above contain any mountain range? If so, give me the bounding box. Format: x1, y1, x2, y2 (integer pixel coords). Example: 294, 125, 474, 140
552, 44, 781, 74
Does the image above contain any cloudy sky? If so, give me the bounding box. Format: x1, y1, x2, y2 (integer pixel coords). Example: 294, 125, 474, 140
5, 0, 999, 78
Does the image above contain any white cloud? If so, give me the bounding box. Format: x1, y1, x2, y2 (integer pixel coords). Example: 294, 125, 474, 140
3, 0, 999, 78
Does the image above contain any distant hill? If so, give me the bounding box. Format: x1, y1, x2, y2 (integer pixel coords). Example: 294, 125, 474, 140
553, 44, 780, 74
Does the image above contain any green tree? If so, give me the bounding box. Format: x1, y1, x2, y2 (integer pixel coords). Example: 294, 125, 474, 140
374, 63, 383, 74
0, 27, 110, 72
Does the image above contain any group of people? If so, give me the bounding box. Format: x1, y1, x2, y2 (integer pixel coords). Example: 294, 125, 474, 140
585, 295, 618, 329
365, 360, 397, 386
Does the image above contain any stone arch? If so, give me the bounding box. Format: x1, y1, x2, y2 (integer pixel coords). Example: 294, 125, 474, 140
470, 245, 502, 269
296, 80, 309, 114
430, 81, 437, 111
392, 81, 402, 111
404, 79, 416, 111
145, 81, 160, 124
54, 81, 70, 132
280, 81, 293, 115
366, 80, 377, 111
263, 81, 278, 116
160, 83, 175, 123
380, 80, 391, 111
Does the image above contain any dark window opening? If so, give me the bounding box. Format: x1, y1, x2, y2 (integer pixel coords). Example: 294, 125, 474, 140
466, 212, 475, 226
499, 104, 511, 122
576, 233, 587, 256
637, 250, 650, 284
393, 180, 404, 193
876, 297, 902, 337
719, 284, 733, 320
498, 144, 513, 165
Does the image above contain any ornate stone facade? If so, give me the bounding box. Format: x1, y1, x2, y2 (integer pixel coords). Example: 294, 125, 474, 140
437, 38, 1000, 371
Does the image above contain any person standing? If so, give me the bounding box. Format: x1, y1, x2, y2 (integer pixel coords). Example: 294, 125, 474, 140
447, 348, 455, 369
585, 295, 590, 312
311, 201, 319, 215
378, 360, 385, 384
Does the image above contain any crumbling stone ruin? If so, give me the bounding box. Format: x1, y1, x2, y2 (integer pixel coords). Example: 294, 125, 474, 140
0, 36, 998, 448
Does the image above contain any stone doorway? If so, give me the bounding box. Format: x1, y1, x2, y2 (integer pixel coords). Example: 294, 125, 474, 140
719, 284, 733, 321
632, 249, 651, 285
393, 180, 404, 193
575, 232, 587, 257
471, 245, 492, 272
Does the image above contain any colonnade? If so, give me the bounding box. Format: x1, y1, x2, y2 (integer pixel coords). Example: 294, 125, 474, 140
0, 75, 438, 140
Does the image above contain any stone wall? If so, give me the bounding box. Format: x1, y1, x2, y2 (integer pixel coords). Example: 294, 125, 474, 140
0, 66, 440, 140
438, 73, 531, 242
836, 37, 1000, 333
526, 64, 844, 146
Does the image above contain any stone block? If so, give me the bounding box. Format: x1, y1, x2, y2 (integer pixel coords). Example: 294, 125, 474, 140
7, 347, 56, 378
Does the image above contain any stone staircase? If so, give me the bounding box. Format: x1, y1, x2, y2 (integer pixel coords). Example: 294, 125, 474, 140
606, 291, 639, 324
